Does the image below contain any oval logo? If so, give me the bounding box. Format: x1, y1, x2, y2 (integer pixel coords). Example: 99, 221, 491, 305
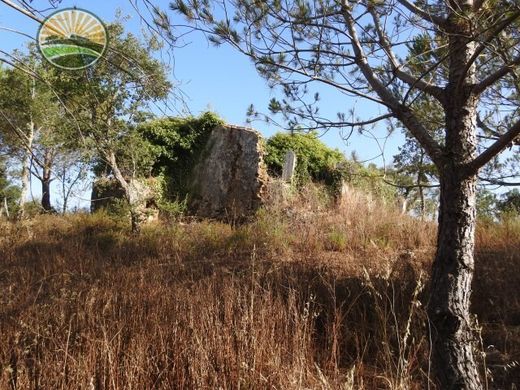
38, 8, 108, 70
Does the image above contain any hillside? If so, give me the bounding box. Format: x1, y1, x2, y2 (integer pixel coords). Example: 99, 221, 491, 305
1, 184, 518, 389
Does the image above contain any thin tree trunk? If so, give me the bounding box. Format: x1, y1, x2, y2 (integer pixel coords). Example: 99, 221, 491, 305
1, 197, 9, 218
418, 185, 425, 218
41, 174, 52, 211
41, 171, 52, 212
41, 148, 53, 212
61, 166, 67, 214
106, 151, 143, 233
61, 162, 86, 214
17, 122, 34, 218
417, 152, 426, 219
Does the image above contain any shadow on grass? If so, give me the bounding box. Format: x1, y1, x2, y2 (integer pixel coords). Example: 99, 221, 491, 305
1, 218, 518, 389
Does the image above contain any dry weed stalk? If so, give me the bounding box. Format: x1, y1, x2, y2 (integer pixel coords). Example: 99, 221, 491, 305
0, 184, 518, 388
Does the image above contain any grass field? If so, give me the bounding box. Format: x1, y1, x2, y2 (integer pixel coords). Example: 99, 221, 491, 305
1, 185, 518, 389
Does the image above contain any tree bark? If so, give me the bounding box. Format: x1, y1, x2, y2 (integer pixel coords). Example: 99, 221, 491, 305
426, 4, 484, 387
417, 152, 426, 219
61, 167, 68, 214
428, 172, 482, 389
418, 184, 425, 218
41, 173, 52, 212
17, 122, 34, 219
1, 197, 9, 218
41, 148, 54, 212
106, 151, 144, 233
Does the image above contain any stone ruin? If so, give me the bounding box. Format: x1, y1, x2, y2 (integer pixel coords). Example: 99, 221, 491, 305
263, 150, 298, 209
187, 125, 267, 220
91, 177, 126, 213
91, 177, 159, 222
91, 124, 267, 221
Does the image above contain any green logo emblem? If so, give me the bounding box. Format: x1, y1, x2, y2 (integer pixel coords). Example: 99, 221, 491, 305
38, 8, 108, 70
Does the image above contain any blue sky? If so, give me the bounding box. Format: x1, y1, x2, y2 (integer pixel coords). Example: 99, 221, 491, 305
0, 0, 404, 158
0, 0, 405, 207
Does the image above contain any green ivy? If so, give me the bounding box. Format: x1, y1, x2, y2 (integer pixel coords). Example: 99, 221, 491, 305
138, 111, 224, 199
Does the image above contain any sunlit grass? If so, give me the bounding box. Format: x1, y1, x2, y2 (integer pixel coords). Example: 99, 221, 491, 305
0, 184, 518, 388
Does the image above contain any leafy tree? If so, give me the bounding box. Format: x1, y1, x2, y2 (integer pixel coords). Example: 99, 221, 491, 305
54, 150, 90, 214
393, 132, 439, 217
0, 45, 89, 215
264, 131, 345, 184
392, 93, 442, 217
168, 0, 520, 386
497, 189, 520, 216
0, 53, 63, 214
57, 22, 171, 232
476, 188, 498, 221
0, 154, 20, 217
1, 21, 171, 228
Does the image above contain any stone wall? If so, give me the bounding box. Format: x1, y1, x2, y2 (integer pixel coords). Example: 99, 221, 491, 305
91, 177, 158, 222
90, 177, 126, 213
187, 125, 267, 220
91, 125, 267, 221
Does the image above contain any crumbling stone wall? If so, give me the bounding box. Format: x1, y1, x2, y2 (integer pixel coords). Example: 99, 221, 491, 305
188, 125, 267, 220
91, 177, 158, 222
91, 125, 267, 221
90, 177, 126, 213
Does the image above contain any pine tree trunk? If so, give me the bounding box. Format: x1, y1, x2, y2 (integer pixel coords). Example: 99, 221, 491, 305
428, 172, 482, 389
428, 94, 483, 389
427, 5, 484, 387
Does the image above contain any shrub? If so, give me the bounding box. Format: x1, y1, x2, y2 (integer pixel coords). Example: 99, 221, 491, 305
157, 197, 188, 222
264, 131, 345, 185
497, 189, 520, 218
264, 132, 397, 203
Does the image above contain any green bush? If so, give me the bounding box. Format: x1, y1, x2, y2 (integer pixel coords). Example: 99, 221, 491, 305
157, 198, 188, 222
264, 131, 345, 185
497, 189, 520, 217
20, 200, 44, 218
0, 156, 20, 217
346, 163, 397, 203
264, 132, 397, 203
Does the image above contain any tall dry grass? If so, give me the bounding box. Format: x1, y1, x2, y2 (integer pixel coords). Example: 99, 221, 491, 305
0, 183, 518, 389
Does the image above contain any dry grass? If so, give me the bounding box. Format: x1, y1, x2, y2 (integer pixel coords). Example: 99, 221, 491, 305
0, 184, 518, 389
